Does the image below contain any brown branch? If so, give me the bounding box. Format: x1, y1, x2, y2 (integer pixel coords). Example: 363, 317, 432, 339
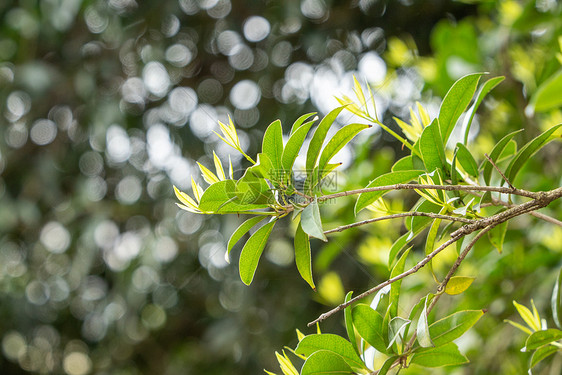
318, 183, 539, 202
308, 186, 562, 327
324, 212, 475, 235
490, 197, 562, 228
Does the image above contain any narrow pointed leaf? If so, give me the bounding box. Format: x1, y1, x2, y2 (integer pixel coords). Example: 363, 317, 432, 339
454, 143, 479, 177
416, 297, 434, 348
306, 106, 346, 171
262, 120, 284, 179
552, 268, 562, 329
445, 276, 475, 295
513, 301, 540, 332
529, 69, 562, 113
343, 292, 360, 356
482, 130, 522, 185
300, 350, 354, 375
488, 221, 508, 254
420, 119, 446, 173
438, 73, 483, 144
377, 355, 399, 375
530, 345, 558, 368
388, 233, 410, 269
198, 162, 220, 184
388, 317, 411, 350
392, 155, 414, 171
429, 310, 484, 346
355, 170, 424, 214
239, 220, 276, 285
505, 124, 562, 182
227, 216, 266, 256
295, 334, 366, 371
290, 112, 317, 134
301, 198, 327, 241
525, 329, 562, 350
295, 222, 315, 290
282, 121, 315, 172
351, 304, 388, 353
463, 76, 505, 145
317, 123, 370, 175
389, 248, 411, 317
411, 342, 468, 368
199, 180, 270, 212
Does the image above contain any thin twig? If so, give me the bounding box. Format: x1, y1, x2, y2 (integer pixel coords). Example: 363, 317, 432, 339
490, 197, 562, 228
484, 153, 514, 189
318, 183, 539, 201
324, 212, 475, 235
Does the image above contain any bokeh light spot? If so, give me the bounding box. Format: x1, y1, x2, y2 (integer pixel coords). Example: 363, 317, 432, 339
40, 221, 71, 254
63, 352, 92, 375
243, 16, 271, 42
230, 80, 261, 110
30, 119, 57, 145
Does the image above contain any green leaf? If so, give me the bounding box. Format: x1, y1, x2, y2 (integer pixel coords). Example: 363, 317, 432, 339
530, 345, 558, 368
525, 329, 562, 350
388, 233, 409, 269
407, 199, 442, 237
388, 317, 411, 350
306, 106, 346, 172
295, 334, 365, 372
301, 198, 327, 241
300, 350, 354, 375
262, 120, 284, 179
351, 304, 388, 353
377, 355, 399, 375
419, 119, 446, 173
389, 248, 411, 317
290, 112, 317, 134
404, 294, 432, 341
344, 292, 360, 357
392, 155, 414, 171
282, 120, 315, 172
239, 220, 276, 285
505, 124, 562, 183
416, 296, 434, 348
236, 166, 273, 204
199, 180, 270, 212
295, 222, 315, 290
481, 130, 523, 185
552, 268, 562, 329
255, 153, 274, 180
410, 342, 468, 368
513, 300, 541, 332
317, 123, 370, 175
488, 221, 508, 254
227, 216, 267, 260
429, 310, 484, 347
424, 213, 444, 281
355, 170, 425, 214
438, 73, 483, 144
463, 76, 505, 145
529, 69, 562, 113
454, 143, 478, 178
445, 276, 475, 295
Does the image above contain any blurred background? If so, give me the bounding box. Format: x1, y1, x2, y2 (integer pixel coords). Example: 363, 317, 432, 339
1, 0, 561, 374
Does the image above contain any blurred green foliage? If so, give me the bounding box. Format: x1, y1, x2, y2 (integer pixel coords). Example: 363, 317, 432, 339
0, 0, 561, 374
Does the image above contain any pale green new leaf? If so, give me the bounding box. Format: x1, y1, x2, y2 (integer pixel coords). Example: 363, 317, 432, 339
317, 123, 370, 175
505, 124, 562, 183
239, 220, 276, 285
513, 300, 541, 332
295, 334, 366, 372
300, 350, 354, 375
301, 198, 327, 242
306, 106, 347, 172
198, 162, 220, 184
355, 170, 425, 214
213, 151, 226, 181
416, 297, 434, 348
410, 342, 468, 368
295, 222, 315, 290
351, 304, 388, 353
428, 310, 484, 347
438, 73, 483, 144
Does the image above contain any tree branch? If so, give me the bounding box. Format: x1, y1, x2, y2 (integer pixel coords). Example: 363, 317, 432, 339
318, 183, 539, 202
324, 212, 475, 235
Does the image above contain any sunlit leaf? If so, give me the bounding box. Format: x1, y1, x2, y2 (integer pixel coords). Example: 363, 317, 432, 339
351, 304, 388, 353
198, 180, 270, 212
530, 345, 558, 368
525, 328, 562, 350
355, 170, 425, 214
239, 220, 276, 285
429, 310, 484, 347
295, 222, 315, 290
462, 76, 504, 145
306, 106, 346, 172
213, 151, 226, 181
198, 161, 220, 184
513, 300, 541, 332
282, 120, 315, 172
300, 350, 354, 375
419, 119, 446, 173
445, 276, 475, 295
410, 342, 468, 368
226, 216, 266, 261
317, 123, 370, 176
290, 112, 317, 134
454, 143, 478, 178
262, 120, 284, 179
416, 296, 434, 348
295, 334, 366, 372
438, 73, 483, 144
